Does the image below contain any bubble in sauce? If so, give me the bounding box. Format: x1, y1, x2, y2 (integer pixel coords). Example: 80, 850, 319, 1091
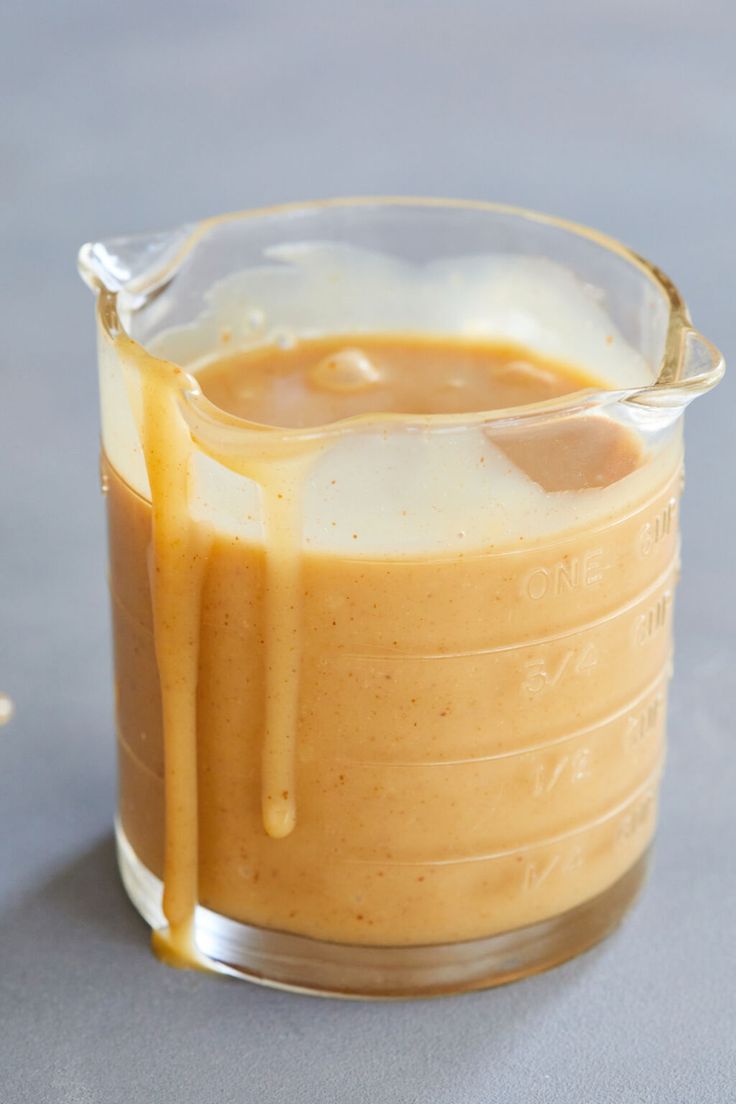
245, 307, 266, 333
0, 694, 14, 725
274, 328, 297, 350
235, 382, 260, 403
308, 348, 382, 393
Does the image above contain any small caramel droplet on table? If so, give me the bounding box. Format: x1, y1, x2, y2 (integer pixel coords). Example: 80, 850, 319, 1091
0, 694, 14, 725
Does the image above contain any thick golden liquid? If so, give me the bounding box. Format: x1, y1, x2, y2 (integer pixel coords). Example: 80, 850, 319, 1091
196, 333, 597, 425
110, 334, 676, 952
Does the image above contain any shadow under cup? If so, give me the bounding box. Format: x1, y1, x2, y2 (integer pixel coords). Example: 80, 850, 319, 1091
79, 199, 723, 997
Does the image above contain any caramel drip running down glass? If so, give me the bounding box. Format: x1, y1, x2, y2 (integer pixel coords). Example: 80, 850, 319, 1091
79, 199, 723, 997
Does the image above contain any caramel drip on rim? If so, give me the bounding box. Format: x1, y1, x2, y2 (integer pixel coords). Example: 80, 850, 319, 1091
132, 349, 315, 965
139, 364, 211, 967
188, 447, 317, 841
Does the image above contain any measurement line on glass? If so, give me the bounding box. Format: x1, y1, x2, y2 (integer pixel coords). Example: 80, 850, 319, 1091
333, 467, 682, 565
105, 461, 681, 570
331, 555, 678, 660
116, 663, 670, 778
336, 660, 671, 766
342, 767, 662, 868
109, 549, 678, 659
109, 587, 266, 644
115, 729, 163, 780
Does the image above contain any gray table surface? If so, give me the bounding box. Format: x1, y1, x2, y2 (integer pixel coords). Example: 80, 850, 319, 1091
2, 2, 735, 1101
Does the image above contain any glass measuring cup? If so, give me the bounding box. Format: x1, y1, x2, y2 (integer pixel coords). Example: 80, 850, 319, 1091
79, 199, 723, 997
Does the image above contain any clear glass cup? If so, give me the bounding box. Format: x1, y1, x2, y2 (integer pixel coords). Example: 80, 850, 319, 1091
79, 199, 723, 997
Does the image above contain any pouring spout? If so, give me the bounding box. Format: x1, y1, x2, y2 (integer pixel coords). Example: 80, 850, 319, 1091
677, 328, 725, 396
625, 328, 724, 418
77, 224, 197, 309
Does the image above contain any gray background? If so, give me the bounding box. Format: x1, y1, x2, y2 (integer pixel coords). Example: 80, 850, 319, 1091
1, 2, 734, 1101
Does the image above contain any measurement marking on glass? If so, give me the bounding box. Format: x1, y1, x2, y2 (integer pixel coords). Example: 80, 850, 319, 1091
338, 662, 671, 765
333, 557, 678, 660
624, 692, 665, 755
335, 467, 683, 566
633, 590, 673, 647
639, 496, 678, 557
532, 747, 592, 796
522, 643, 598, 696
523, 844, 584, 892
343, 769, 662, 867
523, 547, 606, 601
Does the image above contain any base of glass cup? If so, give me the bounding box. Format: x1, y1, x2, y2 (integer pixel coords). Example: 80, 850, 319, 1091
116, 824, 650, 999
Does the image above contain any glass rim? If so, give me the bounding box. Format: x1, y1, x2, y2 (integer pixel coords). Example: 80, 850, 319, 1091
81, 196, 725, 441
